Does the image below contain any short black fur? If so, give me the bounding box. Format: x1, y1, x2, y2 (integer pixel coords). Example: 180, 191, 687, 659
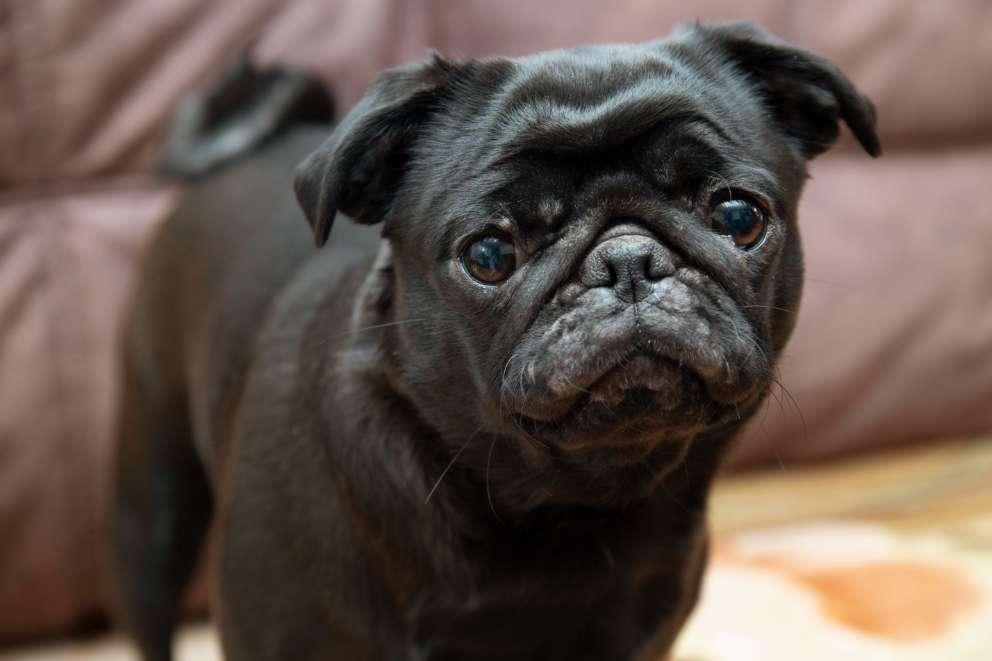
111, 22, 878, 661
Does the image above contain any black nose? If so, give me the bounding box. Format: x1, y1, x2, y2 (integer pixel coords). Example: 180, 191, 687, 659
580, 234, 674, 303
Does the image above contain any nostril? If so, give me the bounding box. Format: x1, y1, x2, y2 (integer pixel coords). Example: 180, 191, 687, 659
635, 252, 655, 281
604, 259, 619, 286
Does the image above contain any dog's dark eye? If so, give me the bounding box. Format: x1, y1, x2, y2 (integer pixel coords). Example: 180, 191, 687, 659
461, 234, 517, 284
709, 199, 767, 249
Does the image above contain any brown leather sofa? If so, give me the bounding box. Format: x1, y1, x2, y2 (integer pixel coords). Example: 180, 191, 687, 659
2, 0, 991, 642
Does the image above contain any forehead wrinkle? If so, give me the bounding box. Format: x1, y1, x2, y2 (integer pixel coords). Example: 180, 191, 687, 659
502, 48, 676, 108
506, 48, 630, 86
479, 45, 735, 164
490, 88, 726, 166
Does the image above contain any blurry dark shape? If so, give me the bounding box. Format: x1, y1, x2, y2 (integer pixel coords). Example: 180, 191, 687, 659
160, 53, 334, 178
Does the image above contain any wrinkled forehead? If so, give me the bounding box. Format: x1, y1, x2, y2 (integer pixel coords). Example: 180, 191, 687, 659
485, 42, 764, 164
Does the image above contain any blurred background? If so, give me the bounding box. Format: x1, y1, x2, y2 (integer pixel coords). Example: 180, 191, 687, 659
1, 1, 991, 659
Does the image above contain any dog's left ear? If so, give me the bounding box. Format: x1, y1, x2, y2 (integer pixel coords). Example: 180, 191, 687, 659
294, 53, 461, 246
680, 22, 880, 159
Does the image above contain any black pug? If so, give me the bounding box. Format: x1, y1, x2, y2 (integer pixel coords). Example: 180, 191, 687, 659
111, 21, 879, 661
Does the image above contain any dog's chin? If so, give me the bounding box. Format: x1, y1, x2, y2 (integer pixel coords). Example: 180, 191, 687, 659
509, 353, 727, 467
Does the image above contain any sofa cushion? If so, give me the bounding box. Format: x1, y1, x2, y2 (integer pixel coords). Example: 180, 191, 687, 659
5, 2, 991, 185
0, 184, 176, 639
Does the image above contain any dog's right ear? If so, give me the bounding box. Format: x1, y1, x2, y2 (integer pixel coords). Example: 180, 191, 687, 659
677, 22, 880, 160
294, 54, 459, 246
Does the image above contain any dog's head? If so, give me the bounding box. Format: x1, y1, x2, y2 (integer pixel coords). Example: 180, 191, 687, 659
295, 22, 879, 510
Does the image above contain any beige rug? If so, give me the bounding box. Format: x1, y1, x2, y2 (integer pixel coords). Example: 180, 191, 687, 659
679, 520, 992, 660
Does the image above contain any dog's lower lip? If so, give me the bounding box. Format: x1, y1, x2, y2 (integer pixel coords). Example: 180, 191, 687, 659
588, 354, 678, 404
512, 352, 682, 427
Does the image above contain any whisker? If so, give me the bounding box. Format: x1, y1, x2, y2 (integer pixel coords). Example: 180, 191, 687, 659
347, 318, 428, 335
424, 429, 481, 504
496, 353, 549, 456
485, 436, 505, 524
752, 390, 775, 449
705, 169, 735, 201
771, 372, 808, 444
318, 318, 428, 346
765, 380, 786, 418
741, 304, 797, 314
511, 416, 549, 451
805, 277, 854, 289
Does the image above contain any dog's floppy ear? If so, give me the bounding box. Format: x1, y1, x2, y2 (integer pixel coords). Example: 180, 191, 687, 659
294, 54, 457, 246
682, 21, 880, 159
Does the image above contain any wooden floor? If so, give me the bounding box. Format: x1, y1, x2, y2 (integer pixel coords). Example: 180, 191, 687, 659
3, 436, 991, 660
712, 435, 992, 536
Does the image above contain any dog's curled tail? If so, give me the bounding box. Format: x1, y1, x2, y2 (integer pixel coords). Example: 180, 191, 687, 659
160, 53, 334, 178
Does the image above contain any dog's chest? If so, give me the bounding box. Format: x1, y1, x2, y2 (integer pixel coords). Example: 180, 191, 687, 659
406, 547, 689, 660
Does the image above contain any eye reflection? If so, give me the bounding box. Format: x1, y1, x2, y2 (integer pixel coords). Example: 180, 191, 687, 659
462, 234, 517, 284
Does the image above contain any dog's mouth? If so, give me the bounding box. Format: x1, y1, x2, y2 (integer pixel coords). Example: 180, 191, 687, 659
509, 350, 715, 453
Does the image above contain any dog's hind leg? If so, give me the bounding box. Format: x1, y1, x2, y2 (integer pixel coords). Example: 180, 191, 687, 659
110, 358, 212, 661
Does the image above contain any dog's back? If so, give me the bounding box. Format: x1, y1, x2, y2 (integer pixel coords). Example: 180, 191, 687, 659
126, 127, 323, 465
109, 61, 376, 661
